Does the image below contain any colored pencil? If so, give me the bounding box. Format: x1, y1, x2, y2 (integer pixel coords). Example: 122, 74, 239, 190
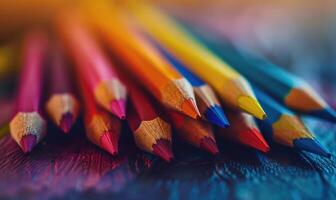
130, 4, 266, 120
56, 13, 127, 119
9, 29, 48, 153
168, 111, 219, 155
123, 74, 173, 162
253, 87, 330, 157
184, 27, 336, 122
45, 43, 80, 133
78, 77, 121, 156
84, 3, 200, 119
217, 111, 270, 153
153, 41, 229, 128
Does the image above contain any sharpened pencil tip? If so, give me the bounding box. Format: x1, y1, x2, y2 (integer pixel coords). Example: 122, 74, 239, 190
110, 99, 126, 119
238, 95, 266, 120
240, 128, 270, 153
204, 105, 230, 128
200, 137, 219, 155
181, 99, 201, 119
20, 134, 37, 153
100, 131, 119, 156
59, 112, 74, 133
152, 139, 174, 162
293, 138, 331, 158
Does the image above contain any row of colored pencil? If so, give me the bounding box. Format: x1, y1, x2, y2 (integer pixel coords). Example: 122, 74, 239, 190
2, 2, 334, 161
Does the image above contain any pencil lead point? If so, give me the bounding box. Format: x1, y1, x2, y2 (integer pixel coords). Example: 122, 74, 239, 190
20, 134, 37, 153
100, 131, 119, 155
152, 139, 174, 162
110, 99, 126, 119
182, 98, 201, 119
59, 112, 74, 133
240, 128, 270, 152
200, 137, 219, 155
238, 95, 267, 120
204, 105, 230, 127
294, 138, 331, 158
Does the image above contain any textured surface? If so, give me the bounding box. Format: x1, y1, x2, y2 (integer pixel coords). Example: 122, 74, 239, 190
0, 110, 336, 200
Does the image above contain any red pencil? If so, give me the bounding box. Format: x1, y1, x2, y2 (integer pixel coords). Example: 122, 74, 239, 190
45, 43, 80, 133
121, 72, 173, 162
217, 111, 270, 153
9, 29, 48, 153
168, 111, 219, 155
78, 77, 121, 156
57, 12, 127, 119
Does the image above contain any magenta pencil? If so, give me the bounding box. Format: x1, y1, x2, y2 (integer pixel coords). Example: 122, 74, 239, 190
9, 29, 48, 153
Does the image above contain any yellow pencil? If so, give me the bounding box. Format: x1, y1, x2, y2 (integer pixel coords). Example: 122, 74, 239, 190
129, 3, 266, 120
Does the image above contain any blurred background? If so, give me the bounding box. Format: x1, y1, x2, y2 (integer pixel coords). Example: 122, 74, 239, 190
0, 0, 335, 104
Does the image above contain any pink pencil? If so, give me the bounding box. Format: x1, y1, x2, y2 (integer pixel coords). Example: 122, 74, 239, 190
9, 29, 48, 153
45, 43, 80, 133
57, 12, 127, 119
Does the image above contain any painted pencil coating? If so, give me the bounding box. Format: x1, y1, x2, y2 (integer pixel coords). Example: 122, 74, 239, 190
253, 87, 330, 157
78, 77, 121, 156
154, 41, 229, 127
169, 111, 219, 155
45, 44, 80, 133
9, 29, 48, 153
185, 28, 336, 122
217, 111, 269, 153
130, 4, 266, 120
56, 12, 127, 119
83, 3, 200, 119
120, 72, 173, 161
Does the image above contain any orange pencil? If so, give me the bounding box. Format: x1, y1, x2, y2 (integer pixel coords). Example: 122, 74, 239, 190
84, 5, 200, 119
56, 12, 127, 119
121, 72, 173, 162
217, 111, 270, 153
168, 111, 219, 155
9, 29, 48, 153
45, 43, 80, 133
78, 78, 121, 156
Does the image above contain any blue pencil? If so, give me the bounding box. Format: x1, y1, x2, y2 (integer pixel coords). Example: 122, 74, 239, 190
252, 86, 330, 157
153, 40, 229, 128
182, 24, 336, 123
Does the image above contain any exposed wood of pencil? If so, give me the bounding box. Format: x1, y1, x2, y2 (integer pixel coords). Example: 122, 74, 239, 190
121, 72, 173, 162
153, 42, 229, 127
45, 43, 80, 133
217, 111, 269, 153
78, 77, 121, 156
56, 12, 127, 119
9, 29, 48, 153
130, 3, 266, 120
168, 111, 219, 155
82, 3, 200, 119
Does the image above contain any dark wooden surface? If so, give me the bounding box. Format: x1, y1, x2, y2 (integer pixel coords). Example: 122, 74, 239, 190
0, 107, 336, 200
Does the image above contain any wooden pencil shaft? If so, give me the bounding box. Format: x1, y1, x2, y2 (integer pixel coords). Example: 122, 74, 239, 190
48, 43, 73, 94
57, 14, 117, 89
16, 29, 48, 113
